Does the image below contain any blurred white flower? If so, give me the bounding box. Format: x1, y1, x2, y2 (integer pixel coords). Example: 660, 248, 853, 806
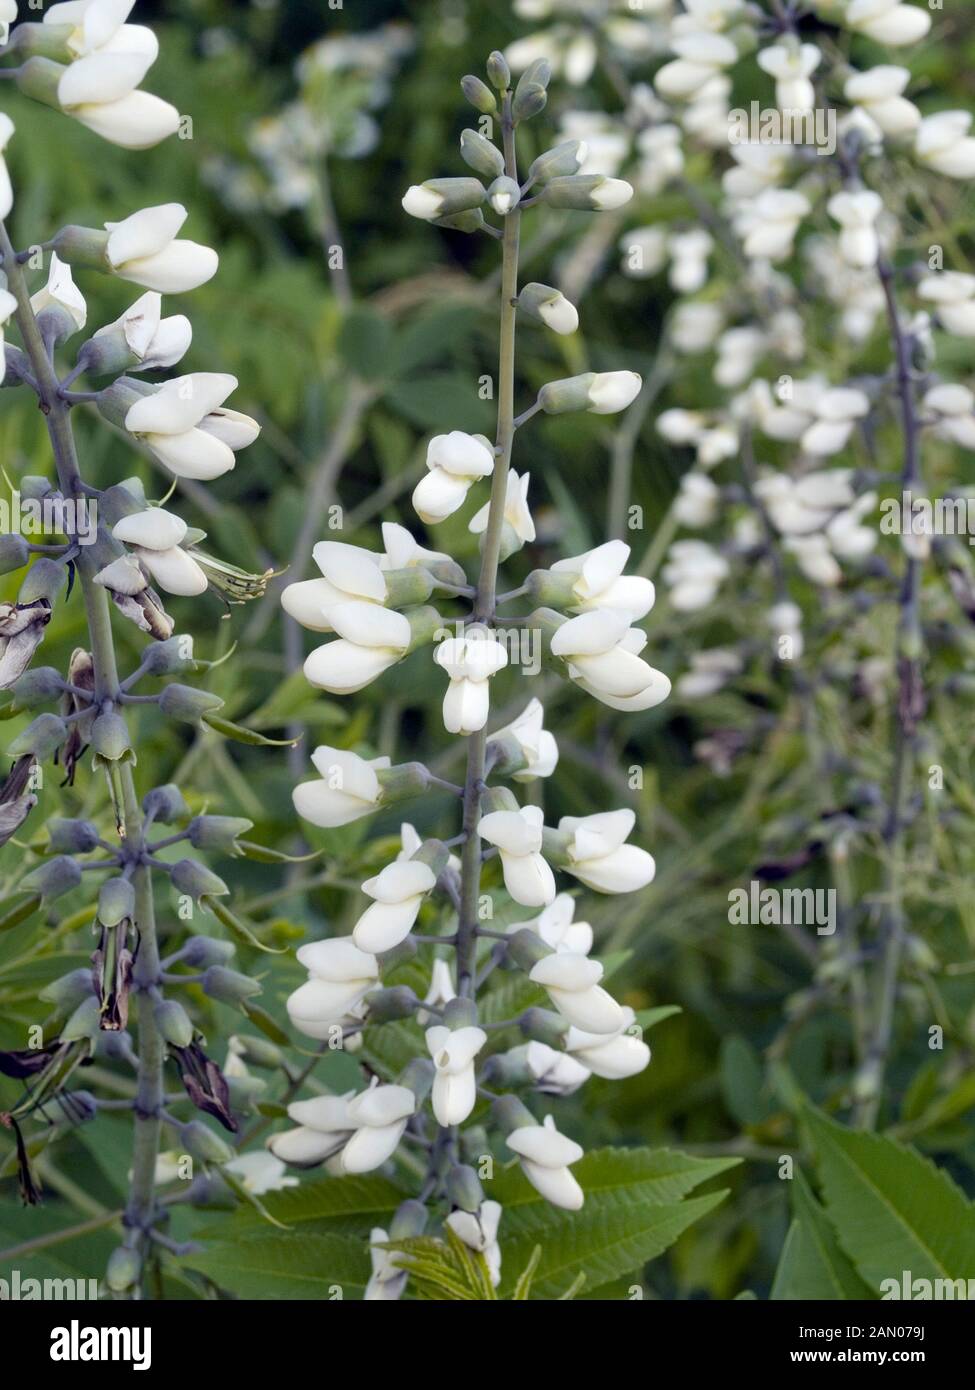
844, 66, 919, 138
662, 539, 729, 610
914, 111, 975, 180
846, 0, 931, 46
757, 42, 820, 114
827, 190, 884, 270
446, 1201, 502, 1286
917, 271, 975, 337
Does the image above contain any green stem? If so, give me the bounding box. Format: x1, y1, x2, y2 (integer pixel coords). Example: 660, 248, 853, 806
0, 219, 163, 1291
456, 95, 521, 998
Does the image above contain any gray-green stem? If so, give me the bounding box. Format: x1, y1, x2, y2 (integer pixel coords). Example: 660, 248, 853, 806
456, 95, 521, 998
1, 222, 163, 1290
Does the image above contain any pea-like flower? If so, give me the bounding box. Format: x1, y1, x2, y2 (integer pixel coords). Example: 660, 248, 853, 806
413, 431, 495, 524
446, 1201, 502, 1286
917, 271, 975, 337
282, 540, 388, 633
352, 859, 438, 953
0, 112, 14, 220
489, 698, 559, 781
662, 539, 729, 611
551, 609, 670, 711
303, 603, 412, 694
846, 0, 931, 47
565, 1007, 652, 1079
506, 1114, 584, 1210
736, 188, 809, 263
799, 386, 870, 456
292, 745, 391, 829
468, 468, 535, 555
426, 1024, 487, 1126
30, 254, 87, 334
514, 892, 592, 955
529, 951, 624, 1034
124, 372, 259, 480
224, 1150, 298, 1195
914, 111, 975, 180
286, 937, 380, 1040
560, 808, 656, 894
434, 631, 508, 735
478, 804, 556, 908
88, 291, 191, 373
112, 508, 207, 596
105, 204, 218, 293
827, 190, 883, 270
756, 42, 820, 114
844, 66, 919, 138
268, 1093, 355, 1167
549, 539, 655, 621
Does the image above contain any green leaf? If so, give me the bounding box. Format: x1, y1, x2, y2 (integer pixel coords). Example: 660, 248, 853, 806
803, 1106, 975, 1292
770, 1171, 874, 1300
720, 1034, 771, 1126
184, 1230, 369, 1298
202, 895, 287, 955
338, 307, 394, 380
201, 712, 299, 747
0, 894, 42, 934
388, 1228, 498, 1301
633, 1005, 682, 1032
198, 1173, 405, 1238
512, 1244, 542, 1300
491, 1145, 739, 1208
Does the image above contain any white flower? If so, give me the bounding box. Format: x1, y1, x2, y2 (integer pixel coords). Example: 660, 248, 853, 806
827, 190, 883, 270
587, 371, 642, 414
917, 272, 975, 337
490, 698, 559, 781
714, 326, 767, 389
847, 0, 931, 46
668, 229, 713, 294
741, 379, 816, 441
826, 493, 878, 559
755, 469, 856, 535
655, 33, 738, 101
671, 0, 746, 38
506, 1114, 584, 1210
30, 253, 87, 331
0, 112, 13, 220
722, 142, 790, 202
844, 66, 919, 138
434, 631, 508, 736
530, 951, 624, 1034
0, 287, 16, 389
292, 745, 391, 829
52, 1, 180, 149
635, 124, 684, 196
469, 468, 535, 544
551, 610, 671, 711
800, 387, 870, 456
915, 110, 975, 181
737, 189, 809, 263
93, 291, 191, 371
445, 1201, 503, 1286
268, 1092, 356, 1167
756, 42, 820, 114
514, 892, 593, 955
784, 533, 842, 586
550, 539, 655, 621
620, 225, 669, 280
351, 859, 438, 953
768, 599, 803, 659
674, 473, 720, 528
676, 648, 743, 699
565, 1007, 651, 1079
478, 804, 556, 908
364, 1226, 407, 1301
286, 937, 380, 1040
560, 808, 656, 894
413, 431, 494, 524
105, 204, 218, 293
426, 1024, 487, 1126
924, 383, 975, 450
662, 539, 729, 610
303, 603, 411, 694
418, 957, 456, 1025
281, 540, 387, 633
124, 372, 258, 480
536, 289, 578, 334
340, 1081, 415, 1174
0, 1, 15, 48
524, 1041, 591, 1095
671, 302, 724, 353
224, 1151, 298, 1195
111, 507, 207, 596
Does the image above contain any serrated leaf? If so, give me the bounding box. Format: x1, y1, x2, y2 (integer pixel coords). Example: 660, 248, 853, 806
184, 1229, 369, 1298
803, 1106, 975, 1292
490, 1145, 739, 1208
771, 1170, 874, 1300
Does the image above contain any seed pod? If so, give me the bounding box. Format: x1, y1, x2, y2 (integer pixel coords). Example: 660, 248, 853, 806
201, 966, 262, 1004
159, 683, 224, 724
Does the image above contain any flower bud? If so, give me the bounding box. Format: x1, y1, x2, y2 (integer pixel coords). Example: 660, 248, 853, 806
20, 854, 81, 901
506, 927, 552, 972
187, 815, 253, 852
402, 178, 486, 222
154, 998, 194, 1048
528, 140, 587, 182
487, 175, 521, 215
141, 635, 195, 676
98, 877, 135, 927
50, 222, 112, 271
178, 1120, 234, 1165
486, 51, 511, 91
10, 666, 67, 708
491, 1093, 536, 1136
541, 175, 633, 211
519, 1007, 571, 1047
91, 711, 132, 762
39, 968, 97, 1009
441, 996, 480, 1030
158, 683, 224, 724
143, 783, 190, 823
446, 1164, 485, 1214
202, 966, 262, 1004
171, 859, 230, 901
366, 986, 420, 1023
181, 935, 236, 968
512, 82, 547, 122
460, 128, 505, 179
461, 75, 497, 115
18, 557, 66, 605
517, 283, 578, 335
390, 1198, 428, 1240
106, 1246, 140, 1294
397, 1055, 435, 1102
231, 1034, 283, 1069
0, 534, 29, 575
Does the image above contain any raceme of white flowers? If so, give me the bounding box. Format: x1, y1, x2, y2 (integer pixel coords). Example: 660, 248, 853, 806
273, 51, 664, 1294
